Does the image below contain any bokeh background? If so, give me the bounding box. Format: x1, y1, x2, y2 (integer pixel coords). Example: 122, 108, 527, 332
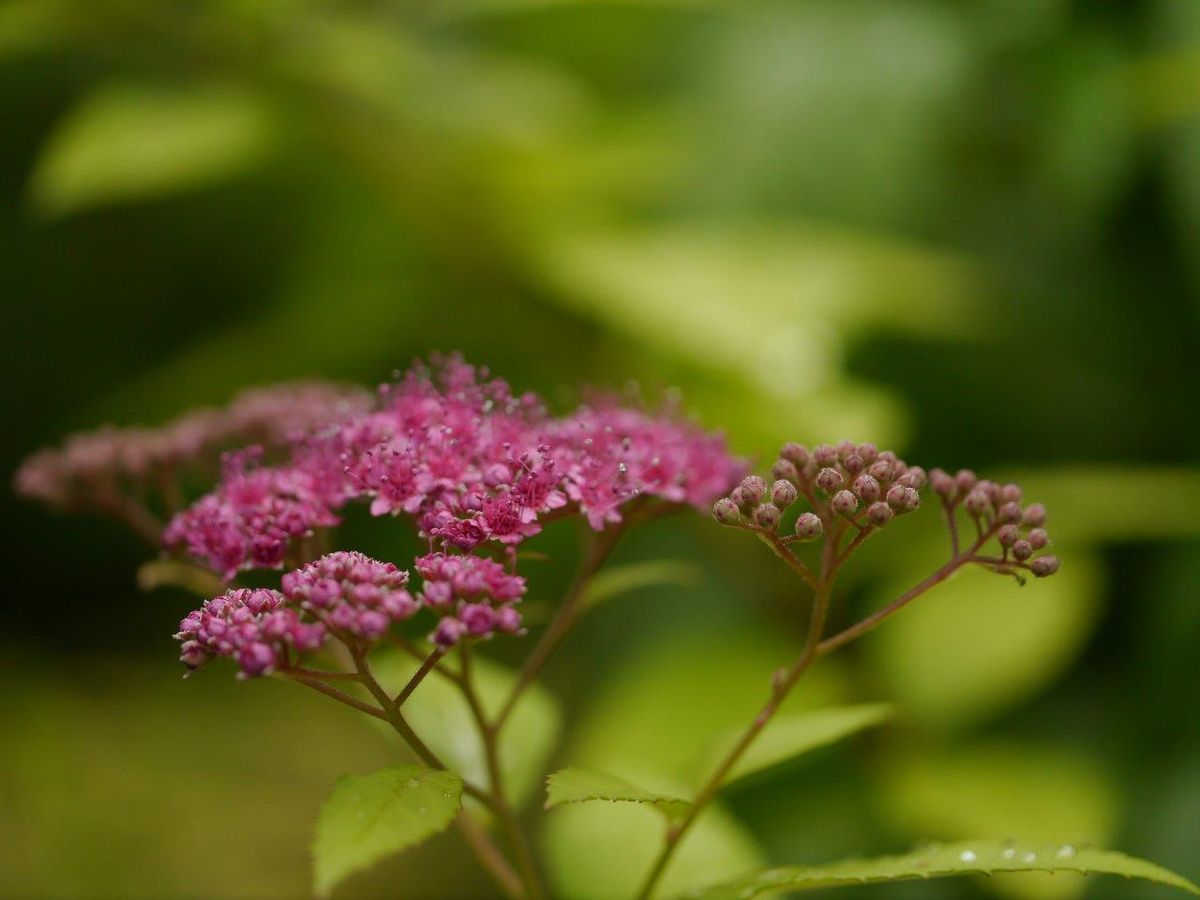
3, 1, 1199, 898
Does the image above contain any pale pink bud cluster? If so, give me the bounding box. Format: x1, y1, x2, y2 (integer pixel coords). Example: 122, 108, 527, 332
715, 440, 924, 536
175, 588, 326, 678
281, 551, 417, 640
929, 469, 1059, 576
414, 553, 526, 647
14, 381, 369, 530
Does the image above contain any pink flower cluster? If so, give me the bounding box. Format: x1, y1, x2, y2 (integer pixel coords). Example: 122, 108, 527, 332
162, 448, 341, 578
15, 381, 369, 514
281, 551, 417, 639
165, 356, 743, 577
414, 552, 527, 646
175, 588, 326, 678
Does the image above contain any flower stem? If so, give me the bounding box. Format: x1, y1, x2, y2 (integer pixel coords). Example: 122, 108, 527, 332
493, 524, 624, 731
460, 645, 547, 900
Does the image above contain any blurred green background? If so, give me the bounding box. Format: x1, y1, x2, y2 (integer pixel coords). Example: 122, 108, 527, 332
3, 0, 1199, 897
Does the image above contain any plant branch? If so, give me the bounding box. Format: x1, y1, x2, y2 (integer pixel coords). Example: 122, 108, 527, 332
753, 529, 818, 589
395, 647, 446, 708
493, 524, 625, 731
456, 813, 525, 900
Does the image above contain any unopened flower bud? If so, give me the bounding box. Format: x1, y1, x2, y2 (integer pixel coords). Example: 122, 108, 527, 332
955, 469, 977, 495
771, 479, 798, 508
1022, 503, 1046, 528
868, 460, 893, 482
965, 489, 990, 517
740, 475, 767, 506
754, 503, 782, 530
886, 485, 920, 513
836, 440, 857, 460
816, 467, 844, 492
856, 442, 879, 463
771, 458, 800, 484
729, 486, 750, 510
780, 442, 809, 466
712, 497, 742, 527
1012, 539, 1033, 561
998, 501, 1022, 524
1027, 527, 1049, 549
794, 512, 824, 541
1031, 555, 1060, 577
842, 453, 865, 475
831, 490, 859, 516
867, 501, 894, 526
853, 473, 882, 503
930, 468, 955, 498
898, 466, 926, 489
813, 444, 838, 466
998, 524, 1020, 547
977, 480, 1000, 502
1000, 483, 1022, 503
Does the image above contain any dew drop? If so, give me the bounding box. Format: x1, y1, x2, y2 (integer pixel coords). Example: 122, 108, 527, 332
1057, 844, 1077, 859
960, 850, 978, 863
1002, 848, 1017, 860
1022, 851, 1038, 864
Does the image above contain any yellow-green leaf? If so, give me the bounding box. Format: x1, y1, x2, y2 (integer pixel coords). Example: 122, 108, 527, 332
311, 765, 462, 898
28, 83, 274, 217
687, 840, 1200, 899
705, 704, 894, 789
545, 767, 690, 818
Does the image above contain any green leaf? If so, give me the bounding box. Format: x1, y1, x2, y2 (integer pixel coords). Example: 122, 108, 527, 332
370, 648, 560, 808
582, 559, 700, 609
545, 767, 690, 818
878, 741, 1119, 900
28, 83, 274, 217
705, 704, 894, 789
865, 549, 1102, 730
135, 560, 226, 598
687, 840, 1200, 899
311, 765, 462, 898
542, 796, 763, 900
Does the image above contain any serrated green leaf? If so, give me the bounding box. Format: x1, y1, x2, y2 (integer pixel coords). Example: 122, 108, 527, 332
687, 840, 1200, 899
545, 767, 691, 818
28, 83, 274, 217
582, 559, 700, 609
311, 765, 462, 898
370, 648, 560, 807
704, 703, 894, 789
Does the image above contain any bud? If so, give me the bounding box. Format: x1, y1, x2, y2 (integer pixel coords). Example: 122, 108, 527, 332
739, 475, 767, 506
771, 458, 800, 484
954, 468, 977, 495
771, 479, 798, 508
831, 490, 859, 516
977, 480, 1000, 502
729, 486, 750, 510
813, 443, 838, 466
836, 440, 857, 460
1011, 539, 1033, 561
712, 497, 742, 527
998, 501, 1022, 524
780, 442, 810, 466
794, 512, 824, 541
816, 467, 844, 492
753, 503, 781, 530
1022, 503, 1046, 528
898, 466, 926, 489
856, 442, 879, 463
1030, 555, 1060, 577
1027, 527, 1049, 549
965, 489, 990, 517
930, 468, 955, 498
868, 460, 893, 482
886, 485, 920, 513
867, 501, 894, 527
997, 524, 1020, 547
853, 473, 882, 503
842, 453, 865, 475
1000, 483, 1022, 504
